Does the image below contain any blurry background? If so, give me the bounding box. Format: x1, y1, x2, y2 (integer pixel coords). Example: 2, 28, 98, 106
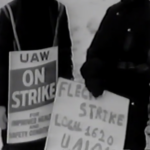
0, 0, 119, 148
59, 0, 119, 83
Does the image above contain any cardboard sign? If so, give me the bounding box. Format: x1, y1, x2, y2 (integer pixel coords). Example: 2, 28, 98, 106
7, 47, 58, 144
45, 78, 129, 150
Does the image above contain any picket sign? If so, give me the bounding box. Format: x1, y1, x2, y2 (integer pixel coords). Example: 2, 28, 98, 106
4, 2, 64, 144
44, 78, 129, 150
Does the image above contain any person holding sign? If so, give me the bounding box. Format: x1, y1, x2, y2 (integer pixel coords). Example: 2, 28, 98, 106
81, 0, 150, 149
0, 0, 73, 150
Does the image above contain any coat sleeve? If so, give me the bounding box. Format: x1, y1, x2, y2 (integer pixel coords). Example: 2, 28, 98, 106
80, 7, 115, 80
0, 8, 13, 107
58, 6, 74, 80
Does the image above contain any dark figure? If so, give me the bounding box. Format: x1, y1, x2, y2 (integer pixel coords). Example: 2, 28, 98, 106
81, 0, 150, 149
0, 0, 73, 150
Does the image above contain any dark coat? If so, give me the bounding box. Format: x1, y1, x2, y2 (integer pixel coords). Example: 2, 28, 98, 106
0, 0, 73, 107
81, 0, 150, 98
81, 1, 150, 149
0, 0, 73, 149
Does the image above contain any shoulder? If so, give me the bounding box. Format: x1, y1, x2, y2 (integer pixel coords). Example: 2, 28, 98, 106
4, 0, 18, 12
56, 0, 67, 14
55, 1, 68, 19
0, 0, 19, 20
56, 1, 65, 8
106, 1, 123, 14
7, 0, 18, 8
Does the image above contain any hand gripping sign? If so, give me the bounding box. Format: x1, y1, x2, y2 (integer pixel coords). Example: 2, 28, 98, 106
45, 78, 129, 150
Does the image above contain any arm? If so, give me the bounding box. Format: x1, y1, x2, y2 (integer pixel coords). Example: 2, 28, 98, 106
80, 7, 115, 97
58, 6, 74, 80
0, 7, 13, 107
81, 7, 114, 80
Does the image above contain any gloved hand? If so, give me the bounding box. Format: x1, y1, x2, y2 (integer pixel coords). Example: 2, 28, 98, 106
80, 58, 105, 98
85, 78, 104, 98
0, 106, 7, 129
81, 58, 104, 79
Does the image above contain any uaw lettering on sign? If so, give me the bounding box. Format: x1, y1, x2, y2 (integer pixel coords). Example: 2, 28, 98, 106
7, 47, 58, 144
44, 78, 129, 150
20, 50, 50, 63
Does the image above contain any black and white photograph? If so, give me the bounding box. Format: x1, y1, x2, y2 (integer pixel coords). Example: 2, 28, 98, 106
0, 0, 149, 150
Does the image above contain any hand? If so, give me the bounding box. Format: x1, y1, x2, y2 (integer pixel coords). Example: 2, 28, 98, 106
80, 58, 104, 80
85, 79, 104, 98
0, 106, 7, 129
